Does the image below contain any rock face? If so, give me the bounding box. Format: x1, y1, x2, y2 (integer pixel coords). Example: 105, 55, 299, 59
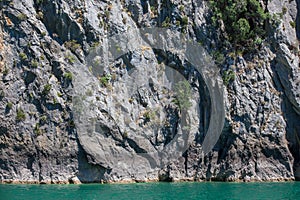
0, 0, 299, 183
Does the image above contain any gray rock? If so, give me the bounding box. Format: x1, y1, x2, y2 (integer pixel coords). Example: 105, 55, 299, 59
0, 0, 299, 183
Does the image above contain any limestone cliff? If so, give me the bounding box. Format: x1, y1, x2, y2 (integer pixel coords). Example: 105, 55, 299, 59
0, 0, 299, 183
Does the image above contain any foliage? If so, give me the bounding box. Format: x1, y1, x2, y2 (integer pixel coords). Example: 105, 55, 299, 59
42, 84, 52, 95
64, 40, 81, 52
17, 13, 27, 21
222, 69, 235, 86
6, 102, 13, 109
162, 17, 170, 27
99, 74, 111, 87
212, 50, 225, 65
65, 54, 76, 64
16, 109, 26, 122
2, 67, 9, 76
34, 123, 42, 135
234, 18, 250, 41
31, 59, 39, 68
179, 5, 184, 12
35, 0, 44, 5
40, 115, 47, 124
64, 72, 73, 81
0, 89, 4, 99
290, 21, 296, 28
19, 52, 28, 61
209, 0, 269, 48
36, 11, 44, 20
181, 16, 188, 26
143, 110, 156, 121
173, 80, 192, 111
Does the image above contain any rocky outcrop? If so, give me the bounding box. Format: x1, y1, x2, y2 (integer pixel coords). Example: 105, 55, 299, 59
0, 0, 299, 183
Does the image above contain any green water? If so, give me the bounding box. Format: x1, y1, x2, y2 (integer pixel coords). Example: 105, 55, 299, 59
0, 182, 300, 200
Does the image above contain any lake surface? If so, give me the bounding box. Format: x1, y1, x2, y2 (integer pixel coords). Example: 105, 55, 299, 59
1, 182, 300, 200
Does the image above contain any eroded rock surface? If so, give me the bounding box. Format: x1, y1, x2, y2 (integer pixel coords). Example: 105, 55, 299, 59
0, 0, 299, 183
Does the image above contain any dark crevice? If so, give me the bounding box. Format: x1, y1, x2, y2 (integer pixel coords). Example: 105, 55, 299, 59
296, 0, 300, 40
126, 138, 147, 154
270, 58, 300, 181
76, 141, 108, 183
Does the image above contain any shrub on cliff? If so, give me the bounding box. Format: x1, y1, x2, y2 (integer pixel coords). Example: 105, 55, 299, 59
210, 0, 268, 49
173, 80, 192, 111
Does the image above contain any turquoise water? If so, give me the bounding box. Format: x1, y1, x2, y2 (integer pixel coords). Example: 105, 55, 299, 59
1, 182, 300, 200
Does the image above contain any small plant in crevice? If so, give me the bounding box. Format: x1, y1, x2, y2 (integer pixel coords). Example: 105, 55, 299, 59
39, 115, 47, 124
16, 109, 26, 122
6, 102, 13, 110
0, 89, 4, 100
104, 10, 110, 20
212, 50, 225, 65
99, 74, 111, 87
42, 84, 52, 96
150, 5, 158, 18
17, 13, 27, 21
64, 40, 81, 52
35, 0, 44, 5
67, 120, 75, 128
123, 131, 128, 138
173, 80, 192, 112
290, 21, 296, 28
222, 69, 235, 86
64, 72, 73, 81
19, 52, 28, 61
143, 109, 156, 122
179, 5, 184, 12
31, 59, 39, 68
2, 67, 9, 76
162, 16, 171, 28
41, 32, 47, 37
181, 16, 188, 26
65, 54, 76, 64
36, 11, 44, 20
34, 123, 42, 135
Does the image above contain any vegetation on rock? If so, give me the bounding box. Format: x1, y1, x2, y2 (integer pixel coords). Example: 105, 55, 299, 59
209, 0, 269, 49
16, 109, 26, 122
173, 80, 192, 111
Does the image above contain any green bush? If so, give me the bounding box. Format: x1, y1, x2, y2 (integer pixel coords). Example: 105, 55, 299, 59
234, 18, 250, 41
209, 0, 268, 48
